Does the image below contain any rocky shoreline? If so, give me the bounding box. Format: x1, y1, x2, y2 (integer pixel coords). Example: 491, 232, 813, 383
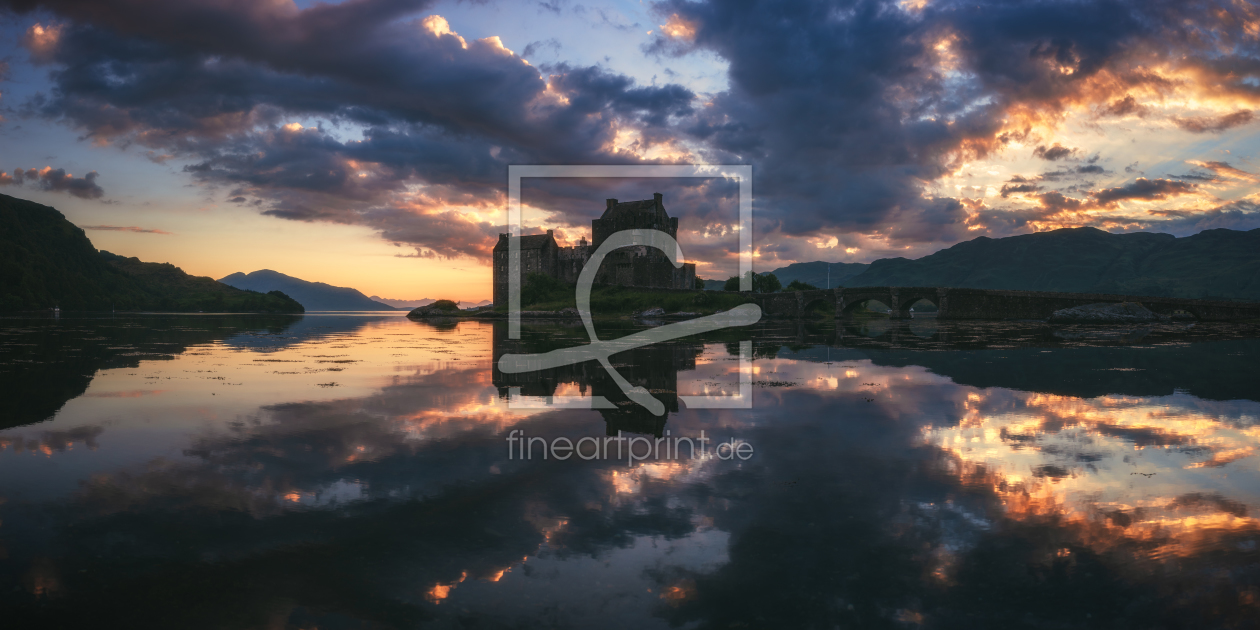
1047, 302, 1173, 324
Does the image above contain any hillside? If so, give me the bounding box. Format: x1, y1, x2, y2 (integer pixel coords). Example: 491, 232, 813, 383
0, 193, 302, 313
768, 261, 870, 289
102, 253, 304, 313
845, 227, 1260, 300
219, 270, 396, 311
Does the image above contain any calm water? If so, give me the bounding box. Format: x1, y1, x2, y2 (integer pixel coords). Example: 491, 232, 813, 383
2, 313, 1260, 628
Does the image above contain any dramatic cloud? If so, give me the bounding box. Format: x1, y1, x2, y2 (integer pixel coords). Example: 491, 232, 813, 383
1000, 182, 1041, 197
1098, 94, 1147, 118
1091, 178, 1196, 205
1185, 160, 1259, 183
1033, 144, 1077, 161
0, 167, 105, 199
1173, 111, 1255, 134
1, 0, 697, 258
19, 22, 61, 64
4, 0, 1260, 270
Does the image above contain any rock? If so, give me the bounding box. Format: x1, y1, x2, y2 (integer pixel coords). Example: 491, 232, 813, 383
407, 299, 462, 318
558, 307, 580, 317
635, 306, 666, 318
1048, 302, 1170, 324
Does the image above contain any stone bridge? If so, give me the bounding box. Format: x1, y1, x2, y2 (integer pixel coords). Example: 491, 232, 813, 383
749, 287, 1260, 321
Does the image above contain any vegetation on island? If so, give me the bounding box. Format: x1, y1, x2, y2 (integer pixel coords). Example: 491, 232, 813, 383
723, 271, 781, 293
0, 193, 303, 313
500, 273, 757, 315
407, 299, 463, 318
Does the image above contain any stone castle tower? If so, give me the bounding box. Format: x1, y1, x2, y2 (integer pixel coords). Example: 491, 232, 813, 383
492, 193, 696, 306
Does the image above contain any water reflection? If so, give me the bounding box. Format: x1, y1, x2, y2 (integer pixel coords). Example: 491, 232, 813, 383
0, 315, 1258, 627
492, 323, 706, 436
926, 391, 1260, 560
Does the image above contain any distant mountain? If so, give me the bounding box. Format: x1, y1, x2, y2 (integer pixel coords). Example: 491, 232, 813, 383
219, 270, 397, 311
372, 297, 491, 310
845, 227, 1260, 301
767, 261, 870, 289
702, 279, 726, 291
0, 193, 302, 313
370, 296, 435, 310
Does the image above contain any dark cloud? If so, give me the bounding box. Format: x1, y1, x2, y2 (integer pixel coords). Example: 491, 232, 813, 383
1091, 178, 1196, 204
1099, 94, 1147, 117
1144, 200, 1260, 235
1000, 182, 1041, 197
80, 224, 171, 234
0, 166, 105, 198
1169, 172, 1221, 182
1033, 143, 1077, 161
1, 0, 697, 258
1037, 164, 1109, 181
1034, 190, 1092, 213
1186, 160, 1257, 182
1173, 110, 1255, 133
639, 0, 1257, 255
36, 167, 104, 198
521, 37, 561, 59
3, 0, 1259, 268
536, 0, 565, 15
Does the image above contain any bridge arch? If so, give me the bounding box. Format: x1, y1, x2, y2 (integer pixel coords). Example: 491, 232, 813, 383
1176, 306, 1203, 320
799, 291, 832, 315
897, 290, 940, 313
838, 290, 895, 316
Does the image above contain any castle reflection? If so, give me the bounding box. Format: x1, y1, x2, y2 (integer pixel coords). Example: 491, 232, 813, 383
490, 323, 702, 436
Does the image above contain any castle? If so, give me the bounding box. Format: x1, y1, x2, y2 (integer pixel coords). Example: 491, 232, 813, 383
492, 193, 697, 306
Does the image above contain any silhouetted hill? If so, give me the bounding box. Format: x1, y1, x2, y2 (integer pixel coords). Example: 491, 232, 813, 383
768, 261, 870, 289
101, 253, 305, 313
219, 270, 397, 311
0, 193, 302, 313
844, 227, 1260, 301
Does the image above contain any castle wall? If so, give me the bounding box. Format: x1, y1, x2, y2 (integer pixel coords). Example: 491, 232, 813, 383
492, 195, 697, 306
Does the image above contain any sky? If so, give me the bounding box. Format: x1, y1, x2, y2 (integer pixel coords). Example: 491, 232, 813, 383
2, 0, 1260, 301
